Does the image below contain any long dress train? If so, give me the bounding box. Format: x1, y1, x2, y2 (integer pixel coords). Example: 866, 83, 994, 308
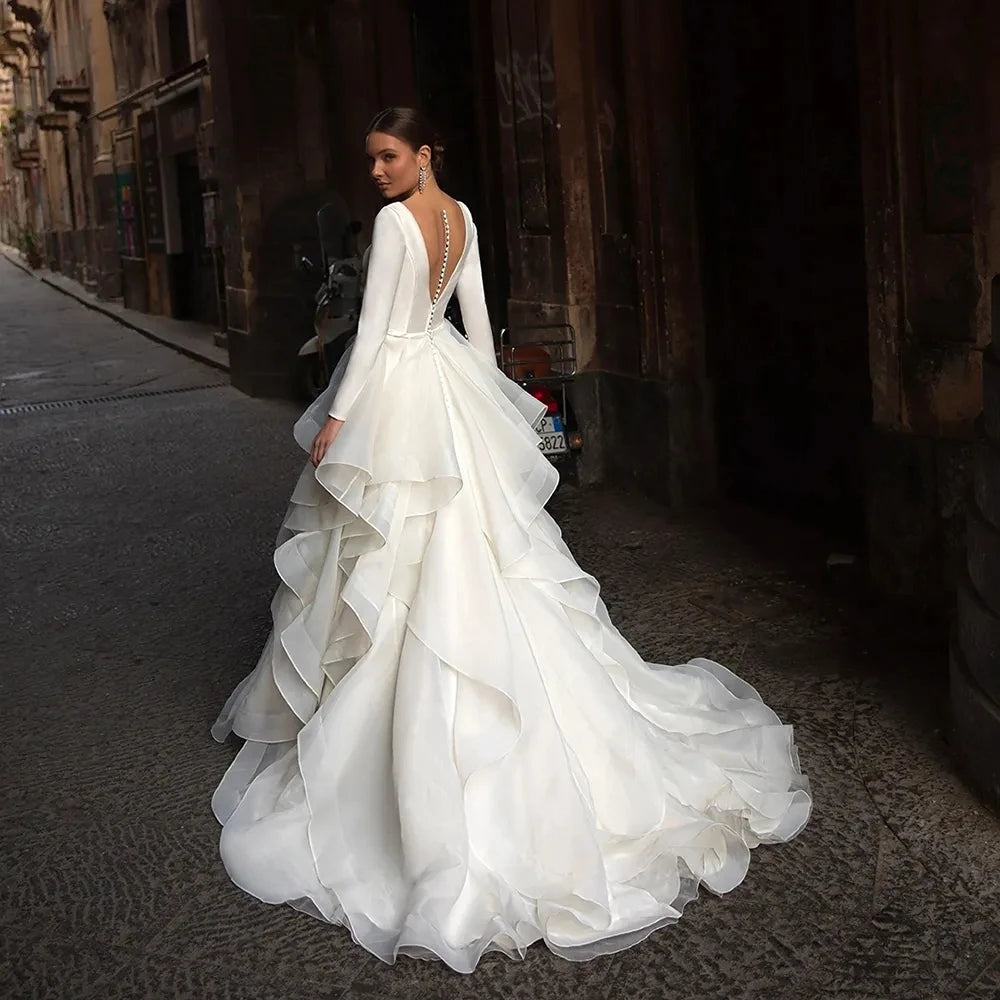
211, 200, 811, 973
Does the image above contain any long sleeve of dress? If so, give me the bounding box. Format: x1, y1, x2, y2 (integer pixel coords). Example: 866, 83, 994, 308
456, 227, 498, 365
328, 206, 406, 421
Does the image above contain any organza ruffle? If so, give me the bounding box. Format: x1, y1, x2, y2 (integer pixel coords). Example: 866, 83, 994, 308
212, 324, 811, 973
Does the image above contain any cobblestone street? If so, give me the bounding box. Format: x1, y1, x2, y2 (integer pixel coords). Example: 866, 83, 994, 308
3, 257, 1000, 999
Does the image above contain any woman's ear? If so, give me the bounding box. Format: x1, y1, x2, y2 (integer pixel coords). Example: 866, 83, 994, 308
417, 144, 432, 168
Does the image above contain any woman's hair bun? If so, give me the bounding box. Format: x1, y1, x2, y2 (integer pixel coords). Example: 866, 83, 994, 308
431, 138, 446, 175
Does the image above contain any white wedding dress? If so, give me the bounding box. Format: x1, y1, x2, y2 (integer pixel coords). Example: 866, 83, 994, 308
211, 200, 811, 974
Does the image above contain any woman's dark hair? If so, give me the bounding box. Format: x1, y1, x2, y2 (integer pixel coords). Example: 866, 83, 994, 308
366, 107, 445, 176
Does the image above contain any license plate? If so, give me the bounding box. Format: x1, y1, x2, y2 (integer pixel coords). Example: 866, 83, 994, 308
536, 414, 568, 455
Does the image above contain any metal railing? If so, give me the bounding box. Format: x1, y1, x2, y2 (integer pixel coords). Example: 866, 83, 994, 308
498, 324, 579, 384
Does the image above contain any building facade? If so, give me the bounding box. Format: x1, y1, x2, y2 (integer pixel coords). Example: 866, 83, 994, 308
0, 0, 219, 321
99, 0, 218, 324
0, 3, 44, 249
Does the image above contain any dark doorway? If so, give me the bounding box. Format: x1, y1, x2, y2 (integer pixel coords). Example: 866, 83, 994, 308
409, 0, 509, 327
686, 0, 870, 543
170, 150, 217, 324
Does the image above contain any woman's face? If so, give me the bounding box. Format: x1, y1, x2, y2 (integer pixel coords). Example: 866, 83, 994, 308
366, 131, 428, 200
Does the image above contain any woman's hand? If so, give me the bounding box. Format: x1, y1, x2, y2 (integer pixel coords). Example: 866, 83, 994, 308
310, 416, 345, 467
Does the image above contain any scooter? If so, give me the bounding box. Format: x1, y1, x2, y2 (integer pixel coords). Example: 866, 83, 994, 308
294, 199, 365, 401
498, 324, 584, 468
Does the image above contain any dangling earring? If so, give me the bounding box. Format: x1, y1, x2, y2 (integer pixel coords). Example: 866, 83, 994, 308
418, 164, 427, 194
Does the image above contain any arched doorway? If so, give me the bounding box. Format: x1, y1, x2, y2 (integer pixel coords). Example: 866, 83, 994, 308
686, 0, 871, 546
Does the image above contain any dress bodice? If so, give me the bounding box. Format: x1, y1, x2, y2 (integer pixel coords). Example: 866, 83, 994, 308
327, 200, 496, 422
391, 201, 469, 333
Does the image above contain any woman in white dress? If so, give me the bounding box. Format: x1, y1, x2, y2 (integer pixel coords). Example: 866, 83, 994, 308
211, 107, 811, 974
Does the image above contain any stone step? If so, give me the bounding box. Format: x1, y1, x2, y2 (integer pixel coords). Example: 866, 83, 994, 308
950, 642, 1000, 805
956, 573, 1000, 707
967, 500, 1000, 618
985, 350, 1000, 442
973, 431, 1000, 531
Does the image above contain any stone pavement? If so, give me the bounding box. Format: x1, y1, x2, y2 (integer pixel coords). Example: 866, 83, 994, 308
0, 244, 229, 378
2, 254, 1000, 1000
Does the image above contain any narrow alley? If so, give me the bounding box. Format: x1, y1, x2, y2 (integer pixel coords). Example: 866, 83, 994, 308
2, 259, 1000, 998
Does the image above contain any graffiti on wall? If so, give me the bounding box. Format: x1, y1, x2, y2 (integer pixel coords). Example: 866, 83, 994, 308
495, 43, 555, 129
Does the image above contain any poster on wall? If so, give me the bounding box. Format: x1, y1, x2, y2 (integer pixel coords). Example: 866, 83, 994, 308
137, 110, 166, 251
115, 167, 143, 258
161, 95, 199, 157
112, 130, 144, 259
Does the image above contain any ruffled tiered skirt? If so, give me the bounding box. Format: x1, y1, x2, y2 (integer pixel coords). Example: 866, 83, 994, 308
211, 324, 811, 973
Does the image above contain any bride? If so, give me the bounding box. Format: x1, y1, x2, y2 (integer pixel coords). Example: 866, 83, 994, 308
211, 107, 811, 974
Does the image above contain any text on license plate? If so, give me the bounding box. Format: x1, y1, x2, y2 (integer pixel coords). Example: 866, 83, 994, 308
536, 414, 568, 454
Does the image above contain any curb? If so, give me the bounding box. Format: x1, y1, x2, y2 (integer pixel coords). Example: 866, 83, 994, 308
0, 245, 230, 375
0, 245, 33, 277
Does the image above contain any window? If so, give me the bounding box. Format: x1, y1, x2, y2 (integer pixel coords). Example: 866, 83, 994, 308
166, 0, 191, 74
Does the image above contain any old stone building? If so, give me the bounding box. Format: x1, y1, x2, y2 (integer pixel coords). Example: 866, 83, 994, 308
0, 0, 112, 285
0, 15, 19, 234
99, 0, 217, 325
0, 0, 218, 321
0, 3, 43, 245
